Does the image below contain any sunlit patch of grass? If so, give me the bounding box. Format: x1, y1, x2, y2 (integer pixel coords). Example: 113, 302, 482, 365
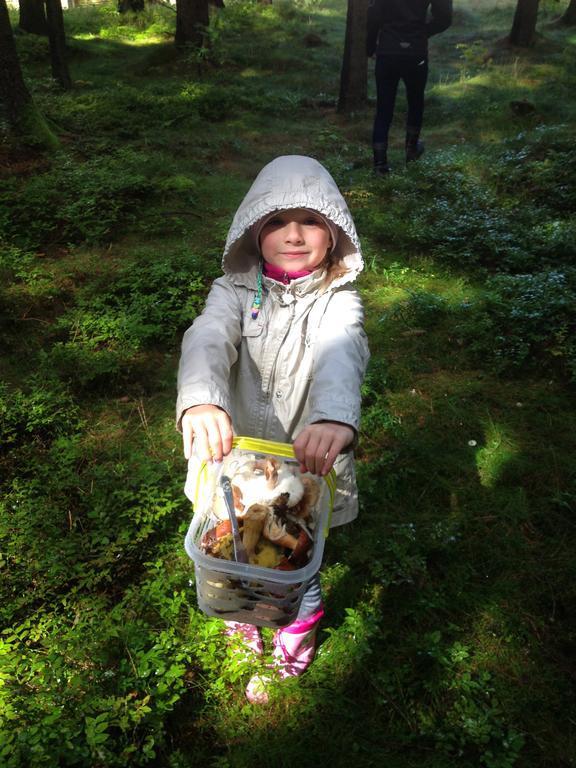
320, 560, 351, 593
467, 603, 534, 678
360, 266, 485, 335
361, 278, 409, 313
475, 420, 519, 488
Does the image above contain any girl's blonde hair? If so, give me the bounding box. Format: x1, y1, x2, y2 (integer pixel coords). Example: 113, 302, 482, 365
321, 246, 350, 288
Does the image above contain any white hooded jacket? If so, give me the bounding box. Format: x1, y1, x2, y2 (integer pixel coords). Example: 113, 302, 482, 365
177, 156, 370, 527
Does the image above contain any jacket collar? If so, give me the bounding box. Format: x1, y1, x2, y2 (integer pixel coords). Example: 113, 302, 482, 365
227, 259, 358, 295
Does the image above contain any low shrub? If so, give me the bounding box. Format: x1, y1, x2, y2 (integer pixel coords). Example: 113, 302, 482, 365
496, 126, 576, 214
2, 149, 161, 249
0, 377, 81, 458
458, 269, 576, 378
363, 137, 575, 273
43, 249, 206, 386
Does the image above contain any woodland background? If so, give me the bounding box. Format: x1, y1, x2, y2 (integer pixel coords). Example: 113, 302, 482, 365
1, 1, 576, 766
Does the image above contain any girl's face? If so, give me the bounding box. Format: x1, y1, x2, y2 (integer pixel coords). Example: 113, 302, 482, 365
259, 209, 332, 273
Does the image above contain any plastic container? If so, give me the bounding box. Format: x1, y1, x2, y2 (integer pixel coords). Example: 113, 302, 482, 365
184, 437, 336, 628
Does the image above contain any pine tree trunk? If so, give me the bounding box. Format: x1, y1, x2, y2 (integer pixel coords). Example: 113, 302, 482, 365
45, 0, 71, 89
0, 0, 59, 147
175, 0, 209, 47
18, 0, 48, 35
509, 0, 540, 46
338, 0, 368, 113
560, 0, 576, 25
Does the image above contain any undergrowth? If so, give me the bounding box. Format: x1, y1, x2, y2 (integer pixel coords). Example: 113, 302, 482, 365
1, 1, 576, 766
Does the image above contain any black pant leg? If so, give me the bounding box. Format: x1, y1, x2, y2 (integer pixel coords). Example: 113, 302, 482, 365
401, 56, 429, 131
373, 55, 402, 146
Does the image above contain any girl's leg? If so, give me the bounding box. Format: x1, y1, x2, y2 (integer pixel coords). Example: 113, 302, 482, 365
223, 621, 263, 656
295, 571, 323, 621
270, 606, 324, 679
372, 55, 401, 173
245, 575, 323, 704
270, 573, 323, 676
402, 56, 429, 161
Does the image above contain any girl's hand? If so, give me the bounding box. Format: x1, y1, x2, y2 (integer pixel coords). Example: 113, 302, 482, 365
181, 405, 233, 463
293, 421, 355, 476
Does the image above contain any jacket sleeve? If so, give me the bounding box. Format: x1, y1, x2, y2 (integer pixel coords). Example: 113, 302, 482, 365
366, 0, 382, 58
427, 0, 453, 37
306, 288, 370, 432
176, 276, 242, 429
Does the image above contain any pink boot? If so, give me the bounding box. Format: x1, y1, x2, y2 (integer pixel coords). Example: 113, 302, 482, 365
223, 621, 263, 658
245, 608, 324, 704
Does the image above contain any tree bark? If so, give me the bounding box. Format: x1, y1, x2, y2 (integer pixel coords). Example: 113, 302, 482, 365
175, 0, 209, 47
45, 0, 72, 89
560, 0, 576, 25
338, 0, 368, 113
508, 0, 540, 47
18, 0, 48, 36
118, 0, 145, 12
0, 0, 59, 147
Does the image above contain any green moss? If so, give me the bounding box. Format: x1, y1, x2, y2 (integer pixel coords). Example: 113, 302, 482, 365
16, 101, 60, 151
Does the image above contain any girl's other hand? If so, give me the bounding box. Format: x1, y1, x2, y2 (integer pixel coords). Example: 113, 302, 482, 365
293, 421, 355, 476
181, 405, 233, 462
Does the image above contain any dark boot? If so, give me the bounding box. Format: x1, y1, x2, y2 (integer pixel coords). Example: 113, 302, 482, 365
405, 127, 425, 164
373, 143, 390, 176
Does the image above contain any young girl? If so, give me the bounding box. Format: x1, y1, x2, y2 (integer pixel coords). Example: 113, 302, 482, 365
177, 155, 369, 703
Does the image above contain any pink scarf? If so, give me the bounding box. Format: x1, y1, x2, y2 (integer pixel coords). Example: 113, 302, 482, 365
263, 262, 312, 285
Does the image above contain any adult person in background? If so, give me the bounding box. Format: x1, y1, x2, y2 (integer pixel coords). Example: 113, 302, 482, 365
367, 0, 453, 175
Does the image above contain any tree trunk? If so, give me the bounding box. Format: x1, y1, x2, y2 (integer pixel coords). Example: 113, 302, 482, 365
0, 0, 59, 147
45, 0, 71, 89
118, 0, 145, 12
18, 0, 48, 35
338, 0, 368, 113
508, 0, 540, 46
175, 0, 209, 47
560, 0, 576, 25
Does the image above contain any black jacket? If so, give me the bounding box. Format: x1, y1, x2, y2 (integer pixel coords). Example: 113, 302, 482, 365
367, 0, 453, 57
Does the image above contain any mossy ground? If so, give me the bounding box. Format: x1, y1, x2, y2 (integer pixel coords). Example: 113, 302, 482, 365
1, 1, 576, 767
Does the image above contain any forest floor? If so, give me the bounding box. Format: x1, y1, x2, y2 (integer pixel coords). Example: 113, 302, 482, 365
2, 1, 576, 767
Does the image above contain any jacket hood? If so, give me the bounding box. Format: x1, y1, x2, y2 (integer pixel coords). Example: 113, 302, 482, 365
222, 155, 363, 289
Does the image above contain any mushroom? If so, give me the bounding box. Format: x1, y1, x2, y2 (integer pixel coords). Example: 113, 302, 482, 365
291, 475, 320, 521
241, 504, 270, 558
262, 513, 299, 551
